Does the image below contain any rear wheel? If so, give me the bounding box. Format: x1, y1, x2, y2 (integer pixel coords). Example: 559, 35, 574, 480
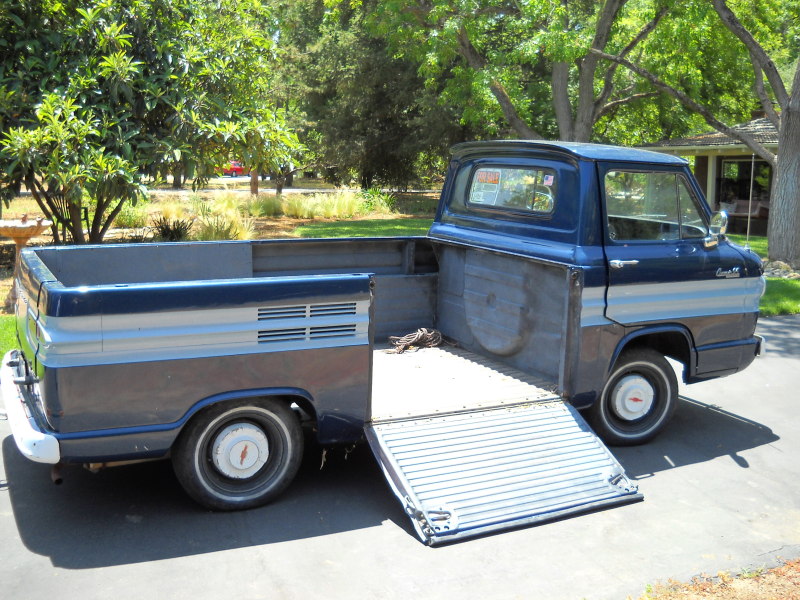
587, 348, 678, 446
172, 398, 303, 510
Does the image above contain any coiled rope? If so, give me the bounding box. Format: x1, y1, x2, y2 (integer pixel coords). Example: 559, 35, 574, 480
389, 328, 444, 353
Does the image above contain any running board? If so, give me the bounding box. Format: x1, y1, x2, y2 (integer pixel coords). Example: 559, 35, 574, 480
365, 402, 642, 545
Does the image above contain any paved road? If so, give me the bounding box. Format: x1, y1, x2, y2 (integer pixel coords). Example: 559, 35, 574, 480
1, 316, 798, 600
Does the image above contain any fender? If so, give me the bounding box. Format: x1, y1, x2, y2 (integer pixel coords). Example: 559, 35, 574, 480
609, 324, 696, 379
178, 387, 317, 428
55, 387, 317, 464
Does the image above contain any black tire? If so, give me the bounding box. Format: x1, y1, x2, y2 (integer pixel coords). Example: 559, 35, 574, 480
587, 348, 678, 446
172, 398, 303, 510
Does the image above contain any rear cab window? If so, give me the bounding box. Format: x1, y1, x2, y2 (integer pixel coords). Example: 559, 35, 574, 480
468, 167, 556, 215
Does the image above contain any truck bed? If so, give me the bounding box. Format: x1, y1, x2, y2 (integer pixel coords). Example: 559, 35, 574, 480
370, 345, 558, 421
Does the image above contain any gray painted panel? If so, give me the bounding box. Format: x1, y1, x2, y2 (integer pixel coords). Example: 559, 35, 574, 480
45, 345, 371, 442
366, 402, 641, 544
436, 246, 568, 382
252, 239, 408, 276
372, 274, 437, 341
35, 242, 253, 286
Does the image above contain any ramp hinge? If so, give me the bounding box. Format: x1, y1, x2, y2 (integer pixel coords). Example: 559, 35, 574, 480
404, 496, 435, 541
404, 496, 458, 542
608, 472, 638, 494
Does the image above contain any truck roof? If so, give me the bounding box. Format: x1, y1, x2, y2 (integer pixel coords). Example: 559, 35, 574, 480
451, 140, 688, 165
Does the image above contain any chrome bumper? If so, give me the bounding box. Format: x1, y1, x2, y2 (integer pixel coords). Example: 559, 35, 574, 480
1, 350, 60, 464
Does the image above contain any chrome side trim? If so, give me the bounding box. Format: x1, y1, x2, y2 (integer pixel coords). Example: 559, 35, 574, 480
34, 300, 371, 368
580, 286, 612, 327
606, 277, 765, 324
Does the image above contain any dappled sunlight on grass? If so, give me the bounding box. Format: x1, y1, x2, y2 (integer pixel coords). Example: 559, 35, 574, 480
762, 278, 800, 316
294, 218, 432, 238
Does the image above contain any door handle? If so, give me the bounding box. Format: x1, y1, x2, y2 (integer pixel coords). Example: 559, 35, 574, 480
609, 259, 640, 269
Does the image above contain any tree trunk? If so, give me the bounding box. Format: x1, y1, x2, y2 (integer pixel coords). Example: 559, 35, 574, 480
552, 62, 573, 140
767, 67, 800, 266
172, 164, 184, 189
456, 28, 542, 140
250, 170, 259, 195
67, 200, 85, 244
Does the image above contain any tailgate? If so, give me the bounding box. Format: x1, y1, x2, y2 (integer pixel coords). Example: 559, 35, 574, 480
366, 401, 641, 545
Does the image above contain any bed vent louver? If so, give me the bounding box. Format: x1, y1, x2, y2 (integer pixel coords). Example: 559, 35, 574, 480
257, 302, 359, 344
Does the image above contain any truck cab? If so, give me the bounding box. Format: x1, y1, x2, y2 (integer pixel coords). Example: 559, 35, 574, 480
430, 140, 764, 443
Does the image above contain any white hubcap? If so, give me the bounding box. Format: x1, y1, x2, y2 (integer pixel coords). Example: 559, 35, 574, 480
611, 375, 655, 421
211, 423, 269, 479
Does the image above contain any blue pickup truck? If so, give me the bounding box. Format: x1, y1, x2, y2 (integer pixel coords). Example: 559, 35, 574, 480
2, 141, 764, 544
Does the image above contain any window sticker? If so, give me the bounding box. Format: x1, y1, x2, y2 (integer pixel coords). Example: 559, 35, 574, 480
470, 169, 502, 205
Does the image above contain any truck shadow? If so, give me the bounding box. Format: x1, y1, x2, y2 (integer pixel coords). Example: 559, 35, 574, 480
755, 314, 800, 356
2, 395, 778, 569
612, 396, 779, 478
2, 436, 414, 570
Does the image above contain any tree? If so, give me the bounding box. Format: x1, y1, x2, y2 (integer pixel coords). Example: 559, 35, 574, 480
0, 0, 300, 243
274, 0, 471, 189
374, 0, 683, 142
591, 0, 800, 264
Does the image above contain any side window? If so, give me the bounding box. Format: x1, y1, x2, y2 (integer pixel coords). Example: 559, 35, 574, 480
469, 167, 556, 215
605, 170, 707, 242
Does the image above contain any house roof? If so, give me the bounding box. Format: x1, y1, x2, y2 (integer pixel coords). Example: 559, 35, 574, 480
644, 117, 779, 150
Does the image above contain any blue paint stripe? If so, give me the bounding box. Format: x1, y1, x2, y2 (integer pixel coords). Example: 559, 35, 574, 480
39, 274, 373, 317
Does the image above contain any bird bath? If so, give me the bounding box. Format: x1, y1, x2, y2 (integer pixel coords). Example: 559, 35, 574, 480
1, 217, 52, 312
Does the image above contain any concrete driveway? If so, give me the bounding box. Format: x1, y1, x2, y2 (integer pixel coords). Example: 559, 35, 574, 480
1, 316, 798, 600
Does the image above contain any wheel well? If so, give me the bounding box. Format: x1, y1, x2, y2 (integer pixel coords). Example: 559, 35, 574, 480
616, 330, 692, 374
179, 392, 317, 437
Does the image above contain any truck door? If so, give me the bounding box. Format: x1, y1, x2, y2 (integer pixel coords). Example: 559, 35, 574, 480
601, 165, 749, 325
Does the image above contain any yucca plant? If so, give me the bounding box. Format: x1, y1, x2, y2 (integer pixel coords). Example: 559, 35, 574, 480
151, 215, 193, 241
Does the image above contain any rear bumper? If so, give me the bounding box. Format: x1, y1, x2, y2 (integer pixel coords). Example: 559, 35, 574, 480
755, 334, 765, 356
1, 350, 60, 464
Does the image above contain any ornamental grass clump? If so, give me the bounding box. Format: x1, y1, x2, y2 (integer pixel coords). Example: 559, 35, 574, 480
192, 199, 253, 241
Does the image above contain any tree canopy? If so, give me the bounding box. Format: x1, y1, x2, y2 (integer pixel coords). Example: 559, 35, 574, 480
0, 0, 300, 242
1, 0, 798, 260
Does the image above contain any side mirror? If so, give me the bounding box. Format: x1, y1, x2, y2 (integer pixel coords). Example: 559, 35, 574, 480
704, 211, 728, 249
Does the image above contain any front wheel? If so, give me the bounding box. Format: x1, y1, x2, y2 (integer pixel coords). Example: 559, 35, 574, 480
172, 399, 303, 510
587, 348, 678, 446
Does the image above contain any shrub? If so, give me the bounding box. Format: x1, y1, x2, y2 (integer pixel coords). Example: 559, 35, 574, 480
151, 215, 193, 241
245, 194, 283, 218
359, 188, 396, 213
283, 195, 316, 219
114, 201, 149, 229
192, 201, 254, 241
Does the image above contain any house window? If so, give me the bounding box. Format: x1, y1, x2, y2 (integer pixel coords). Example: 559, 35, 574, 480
718, 159, 772, 214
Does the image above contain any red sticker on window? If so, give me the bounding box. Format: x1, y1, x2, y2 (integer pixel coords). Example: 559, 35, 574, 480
477, 170, 500, 185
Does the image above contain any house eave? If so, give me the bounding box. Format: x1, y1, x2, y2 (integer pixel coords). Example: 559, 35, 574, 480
645, 143, 779, 156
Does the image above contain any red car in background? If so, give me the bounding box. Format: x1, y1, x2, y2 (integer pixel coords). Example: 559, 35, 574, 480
222, 160, 246, 177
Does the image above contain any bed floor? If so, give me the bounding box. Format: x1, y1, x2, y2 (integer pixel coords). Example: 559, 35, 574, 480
369, 345, 558, 421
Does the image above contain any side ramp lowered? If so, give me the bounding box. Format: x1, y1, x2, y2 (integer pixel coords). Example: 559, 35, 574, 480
366, 349, 641, 545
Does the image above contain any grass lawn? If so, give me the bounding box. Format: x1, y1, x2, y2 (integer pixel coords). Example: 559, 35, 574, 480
294, 217, 433, 238
0, 314, 16, 355
760, 278, 800, 316
726, 233, 800, 316
726, 233, 768, 257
